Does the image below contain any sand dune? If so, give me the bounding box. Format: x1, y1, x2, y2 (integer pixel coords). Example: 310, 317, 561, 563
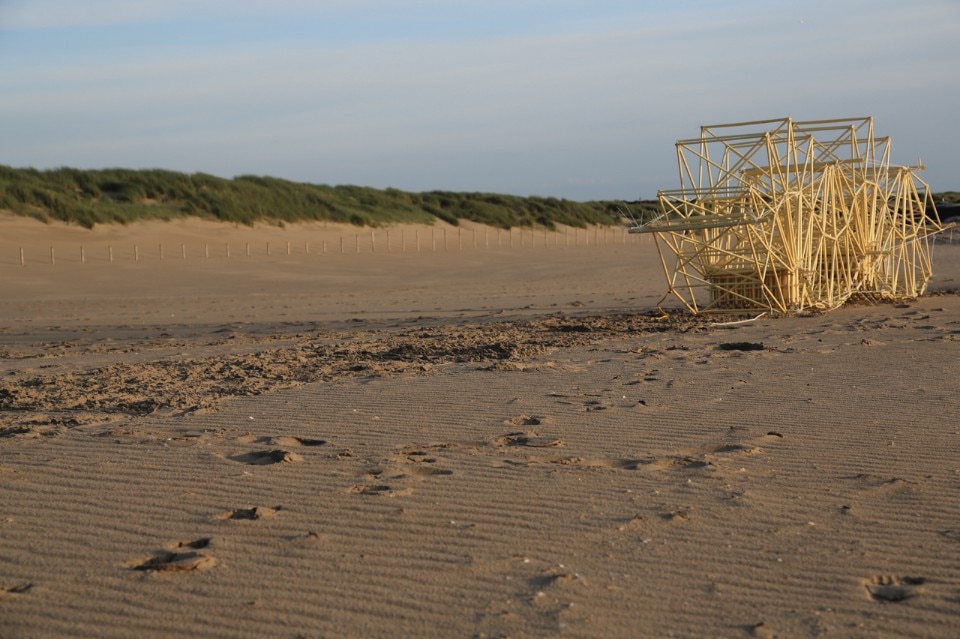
2, 213, 960, 638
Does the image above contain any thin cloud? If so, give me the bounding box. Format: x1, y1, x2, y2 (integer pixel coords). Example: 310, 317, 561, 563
0, 0, 957, 199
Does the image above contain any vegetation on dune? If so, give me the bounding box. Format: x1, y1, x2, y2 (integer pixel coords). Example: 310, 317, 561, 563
934, 191, 960, 204
0, 165, 661, 230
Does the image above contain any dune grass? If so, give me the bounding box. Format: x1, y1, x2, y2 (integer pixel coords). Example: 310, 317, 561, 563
0, 165, 661, 230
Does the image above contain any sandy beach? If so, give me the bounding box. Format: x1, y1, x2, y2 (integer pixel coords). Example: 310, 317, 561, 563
1, 212, 959, 638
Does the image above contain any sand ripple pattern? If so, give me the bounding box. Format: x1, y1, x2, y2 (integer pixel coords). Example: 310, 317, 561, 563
2, 299, 960, 637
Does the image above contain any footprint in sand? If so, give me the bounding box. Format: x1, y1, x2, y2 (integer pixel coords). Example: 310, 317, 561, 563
746, 621, 777, 638
350, 457, 455, 492
653, 444, 761, 471
651, 455, 714, 471
236, 433, 327, 445
844, 473, 915, 496
493, 432, 564, 448
579, 399, 609, 412
529, 568, 584, 591
129, 538, 216, 572
864, 575, 925, 602
659, 507, 691, 522
392, 446, 457, 476
709, 443, 763, 455
494, 455, 640, 470
227, 434, 324, 464
252, 435, 327, 447
131, 551, 215, 572
505, 414, 548, 427
939, 530, 960, 544
176, 537, 211, 548
161, 428, 228, 447
404, 466, 454, 477
717, 341, 765, 352
229, 449, 303, 465
396, 448, 439, 463
215, 506, 281, 521
394, 443, 460, 461
0, 583, 34, 599
526, 567, 589, 622
362, 459, 454, 480
347, 484, 413, 496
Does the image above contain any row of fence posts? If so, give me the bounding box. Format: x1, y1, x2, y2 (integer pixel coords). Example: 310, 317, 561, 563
15, 226, 640, 266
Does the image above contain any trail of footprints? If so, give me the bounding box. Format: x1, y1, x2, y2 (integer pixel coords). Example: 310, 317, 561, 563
489, 413, 773, 477
128, 430, 464, 574
347, 444, 456, 497
127, 412, 777, 573
128, 537, 216, 573
128, 433, 331, 574
120, 420, 928, 609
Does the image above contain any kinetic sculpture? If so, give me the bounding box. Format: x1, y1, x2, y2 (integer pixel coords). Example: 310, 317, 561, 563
643, 117, 946, 314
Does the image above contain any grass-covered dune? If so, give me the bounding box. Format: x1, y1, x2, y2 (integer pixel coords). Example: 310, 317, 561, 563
0, 165, 661, 230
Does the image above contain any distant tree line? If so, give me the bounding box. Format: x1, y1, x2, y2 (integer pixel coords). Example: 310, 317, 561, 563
0, 165, 662, 230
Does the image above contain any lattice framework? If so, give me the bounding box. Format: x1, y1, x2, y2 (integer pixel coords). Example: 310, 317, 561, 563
644, 117, 945, 314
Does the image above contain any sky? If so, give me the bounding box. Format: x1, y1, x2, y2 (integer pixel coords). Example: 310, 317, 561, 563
1, 0, 958, 201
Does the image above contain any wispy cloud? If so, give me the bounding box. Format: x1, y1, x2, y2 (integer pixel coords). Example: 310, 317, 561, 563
1, 0, 958, 198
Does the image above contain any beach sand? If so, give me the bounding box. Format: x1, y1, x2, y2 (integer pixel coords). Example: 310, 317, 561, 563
1, 212, 959, 638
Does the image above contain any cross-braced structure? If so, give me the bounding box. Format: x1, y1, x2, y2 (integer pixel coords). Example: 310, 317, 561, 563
643, 117, 946, 314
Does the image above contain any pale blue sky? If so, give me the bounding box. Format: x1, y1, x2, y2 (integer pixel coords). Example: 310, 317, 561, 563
1, 0, 957, 200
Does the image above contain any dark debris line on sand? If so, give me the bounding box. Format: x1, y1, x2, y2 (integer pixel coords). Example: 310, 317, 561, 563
0, 312, 708, 430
